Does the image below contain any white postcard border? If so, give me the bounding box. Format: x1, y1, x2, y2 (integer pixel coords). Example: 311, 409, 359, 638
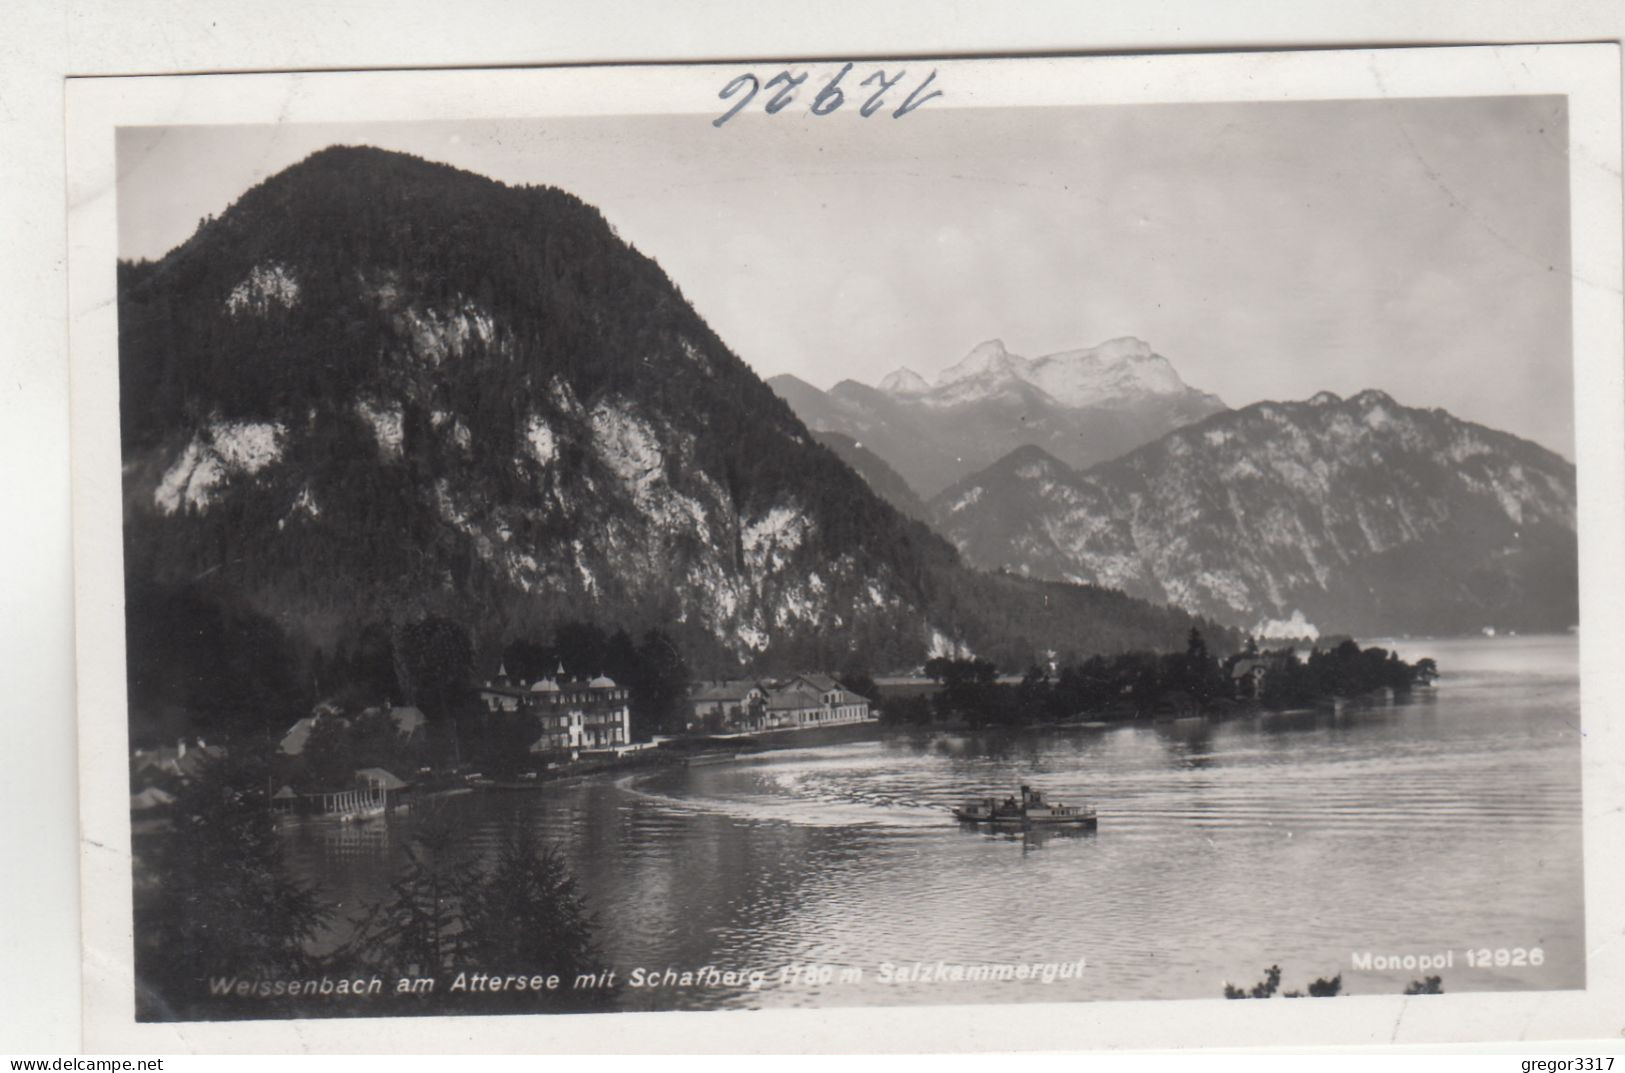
67, 43, 1625, 1052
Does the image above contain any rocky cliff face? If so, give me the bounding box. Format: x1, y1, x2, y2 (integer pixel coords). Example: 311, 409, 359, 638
118, 146, 1215, 670
771, 337, 1226, 499
117, 147, 971, 666
928, 390, 1577, 636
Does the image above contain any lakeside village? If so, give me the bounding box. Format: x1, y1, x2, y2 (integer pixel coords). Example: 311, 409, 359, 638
129, 628, 1439, 829
132, 664, 876, 827
124, 627, 1440, 1020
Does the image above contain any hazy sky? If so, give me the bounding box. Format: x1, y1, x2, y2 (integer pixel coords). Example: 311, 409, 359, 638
117, 96, 1574, 456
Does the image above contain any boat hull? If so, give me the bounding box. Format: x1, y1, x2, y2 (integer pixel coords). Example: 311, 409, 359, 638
954, 785, 1096, 828
952, 810, 1097, 828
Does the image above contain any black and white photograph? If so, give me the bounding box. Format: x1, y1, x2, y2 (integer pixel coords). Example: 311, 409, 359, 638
63, 44, 1625, 1051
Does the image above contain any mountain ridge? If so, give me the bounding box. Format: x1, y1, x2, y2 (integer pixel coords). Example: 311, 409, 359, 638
895, 335, 1218, 411
928, 388, 1578, 636
773, 336, 1227, 498
118, 145, 1226, 680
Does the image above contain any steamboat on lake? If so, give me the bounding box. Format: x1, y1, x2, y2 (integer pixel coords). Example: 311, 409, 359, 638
953, 785, 1098, 828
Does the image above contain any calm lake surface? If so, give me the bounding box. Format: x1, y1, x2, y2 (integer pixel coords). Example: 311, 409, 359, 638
284, 633, 1584, 1009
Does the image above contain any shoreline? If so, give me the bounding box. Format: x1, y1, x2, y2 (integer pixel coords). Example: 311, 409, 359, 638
412, 685, 1432, 806
451, 719, 892, 796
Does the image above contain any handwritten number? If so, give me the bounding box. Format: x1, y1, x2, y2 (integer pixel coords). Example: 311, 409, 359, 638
811, 63, 853, 116
860, 70, 904, 118
713, 65, 940, 126
763, 71, 808, 114
713, 74, 759, 128
894, 69, 942, 118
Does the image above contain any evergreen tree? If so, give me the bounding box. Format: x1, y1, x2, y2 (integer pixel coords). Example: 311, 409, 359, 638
394, 616, 474, 764
132, 749, 327, 1020
333, 807, 481, 989
458, 824, 609, 1011
1183, 628, 1221, 703
632, 628, 691, 738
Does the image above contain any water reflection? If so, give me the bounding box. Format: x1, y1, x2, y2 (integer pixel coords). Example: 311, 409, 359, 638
959, 822, 1100, 852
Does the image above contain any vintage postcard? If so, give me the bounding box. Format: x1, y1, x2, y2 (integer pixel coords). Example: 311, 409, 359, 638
66, 44, 1625, 1052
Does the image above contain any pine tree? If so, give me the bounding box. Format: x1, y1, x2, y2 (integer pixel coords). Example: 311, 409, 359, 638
132, 749, 327, 1020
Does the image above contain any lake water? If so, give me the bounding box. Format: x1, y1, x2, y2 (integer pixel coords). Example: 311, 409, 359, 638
284, 633, 1584, 1010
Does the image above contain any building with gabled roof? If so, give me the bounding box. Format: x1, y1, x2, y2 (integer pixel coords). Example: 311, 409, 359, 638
1228, 655, 1291, 700
687, 674, 873, 732
760, 675, 874, 730
279, 717, 319, 756
131, 739, 225, 782
786, 672, 841, 694
764, 686, 825, 729
278, 704, 426, 756
689, 679, 770, 730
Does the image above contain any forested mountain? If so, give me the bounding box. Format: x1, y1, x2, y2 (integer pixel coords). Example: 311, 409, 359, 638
809, 431, 930, 523
928, 391, 1578, 637
118, 145, 1224, 688
769, 337, 1226, 499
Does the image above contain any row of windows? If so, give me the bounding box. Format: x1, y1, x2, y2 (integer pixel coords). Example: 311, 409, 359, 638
484, 697, 629, 717
534, 726, 627, 748
530, 710, 629, 725
797, 705, 867, 723
480, 690, 630, 707
743, 705, 869, 725
516, 691, 629, 706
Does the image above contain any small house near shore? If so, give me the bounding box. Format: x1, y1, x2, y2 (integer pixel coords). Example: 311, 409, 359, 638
1230, 658, 1270, 699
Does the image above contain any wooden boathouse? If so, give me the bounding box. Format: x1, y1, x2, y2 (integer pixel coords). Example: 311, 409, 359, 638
273, 768, 412, 822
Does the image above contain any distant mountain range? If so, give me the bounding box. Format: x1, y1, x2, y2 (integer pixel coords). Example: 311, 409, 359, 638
768, 337, 1226, 499
116, 145, 1574, 670
927, 390, 1578, 637
116, 145, 1221, 678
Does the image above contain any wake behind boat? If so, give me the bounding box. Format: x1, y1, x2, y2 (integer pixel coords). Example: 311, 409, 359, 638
953, 785, 1097, 828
